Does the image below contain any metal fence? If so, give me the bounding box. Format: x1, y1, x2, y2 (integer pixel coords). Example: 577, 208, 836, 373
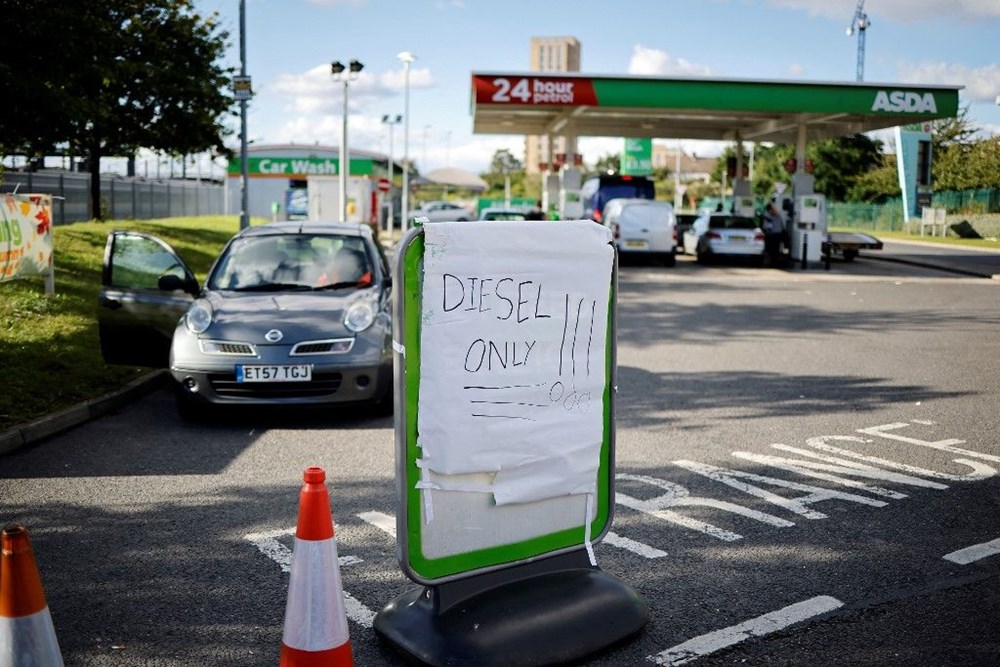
827, 188, 1000, 232
0, 171, 225, 225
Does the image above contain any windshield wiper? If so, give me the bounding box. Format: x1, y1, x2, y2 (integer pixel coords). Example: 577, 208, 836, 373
229, 283, 312, 292
312, 281, 362, 291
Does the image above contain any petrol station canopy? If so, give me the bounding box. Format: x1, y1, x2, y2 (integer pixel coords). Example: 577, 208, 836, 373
470, 73, 962, 145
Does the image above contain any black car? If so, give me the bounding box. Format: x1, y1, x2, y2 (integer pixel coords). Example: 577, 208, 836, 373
98, 222, 393, 418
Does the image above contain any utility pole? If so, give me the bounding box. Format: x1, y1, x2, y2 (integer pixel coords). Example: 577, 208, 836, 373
237, 0, 250, 229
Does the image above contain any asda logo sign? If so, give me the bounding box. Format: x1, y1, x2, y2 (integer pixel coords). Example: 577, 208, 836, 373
871, 90, 938, 113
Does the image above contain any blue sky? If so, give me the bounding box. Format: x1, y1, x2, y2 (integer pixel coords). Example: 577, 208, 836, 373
194, 0, 1000, 176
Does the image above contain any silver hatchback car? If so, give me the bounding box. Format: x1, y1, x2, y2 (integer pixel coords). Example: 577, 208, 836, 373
98, 222, 393, 419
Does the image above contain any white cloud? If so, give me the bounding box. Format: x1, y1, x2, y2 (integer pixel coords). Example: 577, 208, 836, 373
767, 0, 1000, 21
626, 45, 712, 77
896, 61, 1000, 103
262, 63, 433, 117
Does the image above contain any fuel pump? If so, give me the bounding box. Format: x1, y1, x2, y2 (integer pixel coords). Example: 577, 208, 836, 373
559, 167, 583, 220
733, 195, 755, 218
789, 194, 826, 263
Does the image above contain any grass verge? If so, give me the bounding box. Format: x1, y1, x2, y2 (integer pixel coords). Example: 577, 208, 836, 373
1, 216, 248, 430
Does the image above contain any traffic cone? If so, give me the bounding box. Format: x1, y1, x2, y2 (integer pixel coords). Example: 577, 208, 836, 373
280, 467, 353, 666
0, 524, 63, 667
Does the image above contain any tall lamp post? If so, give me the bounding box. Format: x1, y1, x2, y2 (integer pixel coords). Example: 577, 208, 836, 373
382, 113, 402, 233
397, 51, 416, 234
331, 59, 364, 223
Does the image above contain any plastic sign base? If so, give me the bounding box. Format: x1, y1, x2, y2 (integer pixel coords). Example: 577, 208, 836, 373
373, 550, 649, 666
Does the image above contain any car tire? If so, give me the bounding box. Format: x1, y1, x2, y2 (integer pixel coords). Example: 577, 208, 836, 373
842, 249, 858, 262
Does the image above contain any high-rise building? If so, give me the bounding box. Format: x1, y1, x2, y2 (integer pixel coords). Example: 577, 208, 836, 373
525, 37, 581, 175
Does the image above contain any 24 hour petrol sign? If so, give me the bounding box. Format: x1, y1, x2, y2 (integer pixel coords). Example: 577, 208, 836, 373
474, 76, 598, 106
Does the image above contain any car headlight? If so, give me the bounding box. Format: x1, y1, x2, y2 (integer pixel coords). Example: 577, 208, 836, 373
185, 299, 213, 334
344, 299, 376, 333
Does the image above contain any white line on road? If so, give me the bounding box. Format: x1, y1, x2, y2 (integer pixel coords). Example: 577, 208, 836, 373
943, 537, 1000, 565
358, 511, 397, 538
244, 528, 362, 572
604, 531, 668, 558
647, 595, 844, 666
244, 528, 374, 628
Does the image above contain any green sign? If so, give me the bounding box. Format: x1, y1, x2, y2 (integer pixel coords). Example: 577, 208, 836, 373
621, 138, 652, 176
227, 156, 374, 177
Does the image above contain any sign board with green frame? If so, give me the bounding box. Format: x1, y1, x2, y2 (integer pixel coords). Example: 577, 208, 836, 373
392, 221, 617, 584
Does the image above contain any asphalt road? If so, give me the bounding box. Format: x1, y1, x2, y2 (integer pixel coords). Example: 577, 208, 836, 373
2, 253, 999, 666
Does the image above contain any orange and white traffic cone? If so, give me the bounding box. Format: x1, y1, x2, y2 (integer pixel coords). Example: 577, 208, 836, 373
1, 524, 63, 667
279, 467, 353, 666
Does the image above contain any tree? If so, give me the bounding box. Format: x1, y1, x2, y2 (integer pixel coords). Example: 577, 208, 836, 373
0, 0, 234, 219
931, 106, 1000, 191
592, 153, 620, 175
850, 153, 900, 202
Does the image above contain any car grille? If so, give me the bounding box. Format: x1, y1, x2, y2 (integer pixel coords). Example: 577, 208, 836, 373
291, 338, 355, 355
208, 371, 343, 399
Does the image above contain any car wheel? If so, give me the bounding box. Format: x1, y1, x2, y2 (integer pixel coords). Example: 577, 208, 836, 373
842, 249, 858, 262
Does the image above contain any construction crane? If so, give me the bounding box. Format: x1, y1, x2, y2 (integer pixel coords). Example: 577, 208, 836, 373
846, 0, 871, 82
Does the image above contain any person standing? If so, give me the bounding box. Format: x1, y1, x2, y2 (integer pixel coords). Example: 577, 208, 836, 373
761, 201, 785, 264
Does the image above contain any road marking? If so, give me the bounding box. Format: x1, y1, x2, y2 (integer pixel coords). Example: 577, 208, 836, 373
358, 511, 396, 538
244, 528, 374, 628
647, 595, 844, 665
244, 528, 362, 572
943, 537, 1000, 565
616, 472, 794, 543
603, 531, 668, 558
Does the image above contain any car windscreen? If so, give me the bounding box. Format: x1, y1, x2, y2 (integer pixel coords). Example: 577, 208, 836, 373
707, 216, 757, 230
208, 234, 372, 291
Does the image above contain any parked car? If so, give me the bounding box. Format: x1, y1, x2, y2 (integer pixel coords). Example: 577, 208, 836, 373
600, 198, 677, 266
97, 222, 394, 418
683, 213, 765, 265
408, 200, 474, 223
478, 207, 529, 221
674, 212, 699, 252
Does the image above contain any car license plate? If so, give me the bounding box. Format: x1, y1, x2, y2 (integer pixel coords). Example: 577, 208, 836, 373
730, 236, 747, 243
236, 364, 312, 382
624, 240, 648, 249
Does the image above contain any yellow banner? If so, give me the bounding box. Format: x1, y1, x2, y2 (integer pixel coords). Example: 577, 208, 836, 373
1, 194, 53, 281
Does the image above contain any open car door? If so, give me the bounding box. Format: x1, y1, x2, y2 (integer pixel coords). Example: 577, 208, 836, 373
98, 231, 199, 367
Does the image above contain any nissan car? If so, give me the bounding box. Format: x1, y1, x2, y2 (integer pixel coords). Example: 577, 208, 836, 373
97, 222, 393, 419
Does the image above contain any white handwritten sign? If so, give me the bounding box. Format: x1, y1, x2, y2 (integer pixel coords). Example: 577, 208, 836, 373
418, 221, 614, 505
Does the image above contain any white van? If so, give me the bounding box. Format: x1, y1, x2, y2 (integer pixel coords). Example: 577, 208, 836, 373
601, 198, 677, 266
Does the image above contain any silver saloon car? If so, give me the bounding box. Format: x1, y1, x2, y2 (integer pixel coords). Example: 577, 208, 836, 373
98, 222, 393, 419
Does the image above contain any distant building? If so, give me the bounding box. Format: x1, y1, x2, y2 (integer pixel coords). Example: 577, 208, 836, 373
651, 143, 716, 184
525, 36, 581, 175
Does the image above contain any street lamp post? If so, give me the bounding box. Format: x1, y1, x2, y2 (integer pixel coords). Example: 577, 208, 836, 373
397, 51, 416, 234
382, 114, 402, 233
331, 59, 364, 223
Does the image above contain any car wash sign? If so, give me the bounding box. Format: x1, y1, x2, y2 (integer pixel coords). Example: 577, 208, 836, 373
227, 156, 375, 177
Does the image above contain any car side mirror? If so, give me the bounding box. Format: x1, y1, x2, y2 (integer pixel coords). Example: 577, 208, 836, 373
158, 274, 199, 295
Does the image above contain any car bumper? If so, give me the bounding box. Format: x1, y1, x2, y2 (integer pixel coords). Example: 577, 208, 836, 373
169, 358, 392, 406
706, 241, 765, 256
